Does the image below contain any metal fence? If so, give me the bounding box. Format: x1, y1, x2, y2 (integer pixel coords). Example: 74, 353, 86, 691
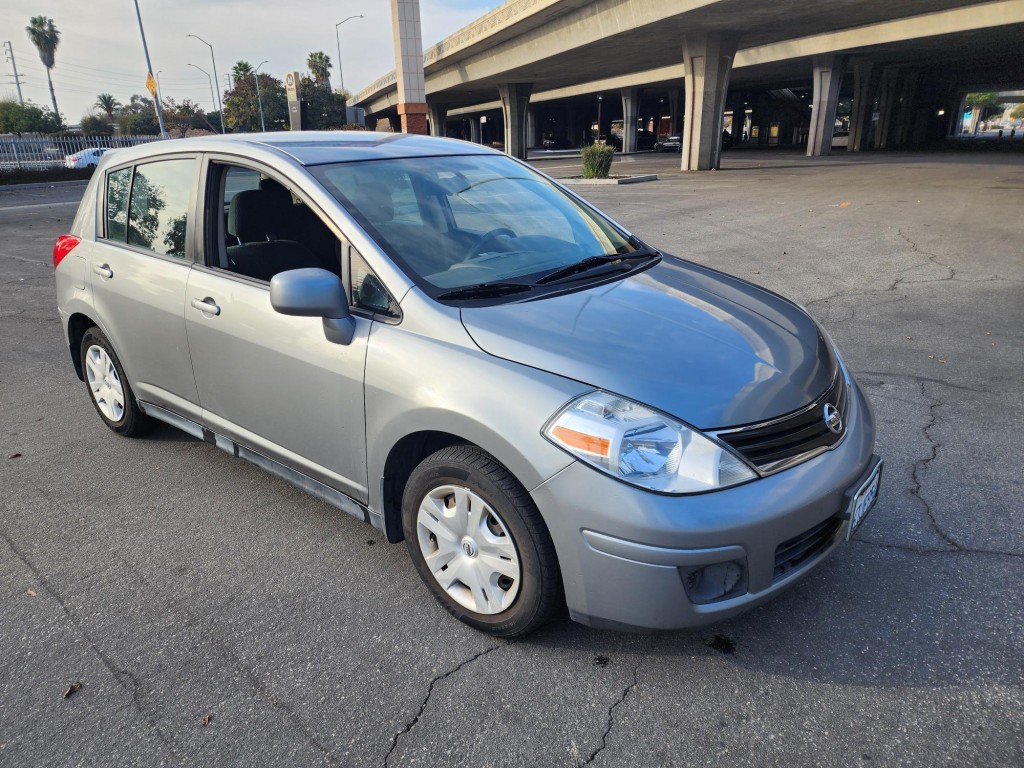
0, 134, 164, 170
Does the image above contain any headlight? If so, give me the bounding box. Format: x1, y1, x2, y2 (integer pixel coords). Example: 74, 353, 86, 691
543, 391, 757, 494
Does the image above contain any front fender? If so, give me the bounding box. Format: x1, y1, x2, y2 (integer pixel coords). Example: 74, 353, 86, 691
363, 321, 587, 517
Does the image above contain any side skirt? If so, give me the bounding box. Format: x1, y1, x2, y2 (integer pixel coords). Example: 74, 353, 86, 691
140, 401, 385, 532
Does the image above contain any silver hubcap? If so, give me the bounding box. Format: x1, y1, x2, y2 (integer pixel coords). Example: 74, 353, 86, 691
85, 344, 125, 422
416, 485, 521, 615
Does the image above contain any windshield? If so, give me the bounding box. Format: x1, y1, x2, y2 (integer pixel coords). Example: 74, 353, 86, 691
311, 154, 639, 294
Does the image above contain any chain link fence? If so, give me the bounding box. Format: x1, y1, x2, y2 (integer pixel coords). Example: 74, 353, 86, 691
0, 134, 164, 170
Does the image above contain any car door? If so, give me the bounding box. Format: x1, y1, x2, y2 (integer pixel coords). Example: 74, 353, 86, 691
183, 158, 371, 501
87, 156, 201, 419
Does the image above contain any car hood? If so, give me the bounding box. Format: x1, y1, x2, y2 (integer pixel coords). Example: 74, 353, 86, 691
460, 258, 837, 429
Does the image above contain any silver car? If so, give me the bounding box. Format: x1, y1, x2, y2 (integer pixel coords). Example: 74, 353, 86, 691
53, 132, 881, 636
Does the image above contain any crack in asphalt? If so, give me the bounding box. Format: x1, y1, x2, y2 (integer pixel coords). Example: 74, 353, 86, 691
0, 526, 182, 762
851, 538, 1024, 559
579, 659, 642, 767
909, 381, 962, 552
805, 228, 1010, 320
382, 644, 504, 767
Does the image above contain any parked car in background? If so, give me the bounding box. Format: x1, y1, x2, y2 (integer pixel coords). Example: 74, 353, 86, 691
656, 134, 682, 152
53, 132, 880, 636
65, 147, 111, 169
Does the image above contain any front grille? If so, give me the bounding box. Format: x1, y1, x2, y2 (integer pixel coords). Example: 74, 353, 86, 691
773, 515, 842, 582
717, 371, 848, 474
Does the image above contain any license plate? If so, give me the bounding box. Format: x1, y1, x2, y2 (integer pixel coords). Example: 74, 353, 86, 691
846, 460, 882, 540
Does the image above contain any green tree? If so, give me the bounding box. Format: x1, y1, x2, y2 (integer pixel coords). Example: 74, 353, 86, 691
94, 93, 120, 122
306, 51, 332, 88
223, 74, 287, 132
26, 16, 61, 117
299, 76, 347, 130
1010, 103, 1024, 121
965, 92, 1006, 124
80, 113, 113, 135
118, 94, 159, 136
0, 99, 63, 134
162, 98, 208, 137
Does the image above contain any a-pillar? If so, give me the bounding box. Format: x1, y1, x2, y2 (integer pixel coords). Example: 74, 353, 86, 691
498, 82, 532, 159
873, 67, 900, 149
807, 55, 846, 156
621, 87, 639, 153
427, 102, 448, 138
848, 59, 878, 152
681, 32, 738, 171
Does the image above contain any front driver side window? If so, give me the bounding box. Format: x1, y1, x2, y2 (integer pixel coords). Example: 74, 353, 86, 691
210, 162, 341, 283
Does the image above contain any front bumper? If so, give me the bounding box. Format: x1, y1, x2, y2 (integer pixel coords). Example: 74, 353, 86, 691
531, 377, 877, 631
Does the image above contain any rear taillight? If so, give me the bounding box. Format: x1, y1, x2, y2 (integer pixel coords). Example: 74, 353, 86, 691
53, 234, 81, 269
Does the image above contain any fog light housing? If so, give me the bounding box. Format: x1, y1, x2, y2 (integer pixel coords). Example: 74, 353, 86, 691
681, 560, 748, 605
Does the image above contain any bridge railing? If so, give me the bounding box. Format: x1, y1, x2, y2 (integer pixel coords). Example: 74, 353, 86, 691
0, 134, 164, 170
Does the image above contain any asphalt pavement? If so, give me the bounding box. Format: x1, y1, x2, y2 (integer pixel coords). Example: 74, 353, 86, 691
1, 149, 1021, 767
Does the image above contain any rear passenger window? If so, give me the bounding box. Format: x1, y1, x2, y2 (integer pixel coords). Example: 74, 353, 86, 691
127, 159, 196, 259
105, 168, 131, 242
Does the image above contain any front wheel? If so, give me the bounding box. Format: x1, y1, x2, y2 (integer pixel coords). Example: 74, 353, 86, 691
402, 445, 563, 636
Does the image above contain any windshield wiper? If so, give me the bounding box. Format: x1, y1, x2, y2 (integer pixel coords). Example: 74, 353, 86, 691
536, 250, 659, 285
436, 282, 534, 301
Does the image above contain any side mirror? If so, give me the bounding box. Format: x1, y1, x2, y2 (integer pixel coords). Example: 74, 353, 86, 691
269, 268, 355, 345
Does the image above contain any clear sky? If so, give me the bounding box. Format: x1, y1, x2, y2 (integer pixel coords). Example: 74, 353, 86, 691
3, 0, 505, 123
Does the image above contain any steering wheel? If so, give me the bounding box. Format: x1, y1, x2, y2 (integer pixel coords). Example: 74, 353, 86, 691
465, 227, 516, 260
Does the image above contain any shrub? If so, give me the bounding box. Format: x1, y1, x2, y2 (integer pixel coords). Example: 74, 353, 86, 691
581, 143, 615, 178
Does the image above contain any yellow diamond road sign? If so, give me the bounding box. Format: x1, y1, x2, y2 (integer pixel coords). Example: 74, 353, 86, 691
146, 72, 157, 97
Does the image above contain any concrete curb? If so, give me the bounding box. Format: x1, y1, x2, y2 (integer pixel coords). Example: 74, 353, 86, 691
0, 179, 91, 192
558, 174, 658, 185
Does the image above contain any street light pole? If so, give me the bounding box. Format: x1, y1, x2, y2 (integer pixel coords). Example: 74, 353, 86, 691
132, 0, 167, 138
334, 15, 363, 95
597, 94, 603, 144
254, 60, 268, 132
187, 63, 216, 116
186, 34, 225, 133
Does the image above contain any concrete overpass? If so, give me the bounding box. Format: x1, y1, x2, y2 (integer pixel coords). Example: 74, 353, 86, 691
354, 0, 1024, 168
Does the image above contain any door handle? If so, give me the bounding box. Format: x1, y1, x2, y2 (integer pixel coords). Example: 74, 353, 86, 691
191, 297, 221, 316
93, 263, 113, 279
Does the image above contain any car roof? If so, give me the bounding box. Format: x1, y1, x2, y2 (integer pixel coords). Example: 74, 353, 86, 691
104, 131, 498, 167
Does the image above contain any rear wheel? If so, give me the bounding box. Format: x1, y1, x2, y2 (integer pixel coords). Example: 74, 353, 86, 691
402, 445, 562, 636
80, 327, 151, 436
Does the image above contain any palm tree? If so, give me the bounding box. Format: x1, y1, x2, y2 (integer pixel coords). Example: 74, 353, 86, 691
232, 60, 254, 80
95, 93, 121, 122
26, 16, 61, 117
306, 51, 332, 88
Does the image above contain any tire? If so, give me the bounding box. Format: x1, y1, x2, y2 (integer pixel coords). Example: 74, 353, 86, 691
402, 445, 563, 637
80, 327, 152, 437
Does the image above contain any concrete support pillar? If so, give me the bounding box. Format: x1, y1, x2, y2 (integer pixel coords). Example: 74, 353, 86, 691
873, 67, 900, 149
892, 70, 919, 147
427, 102, 448, 138
668, 89, 682, 136
468, 116, 481, 144
681, 32, 738, 171
390, 0, 428, 134
621, 87, 639, 153
387, 113, 402, 133
807, 55, 846, 156
498, 82, 533, 159
527, 106, 537, 149
849, 59, 879, 152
